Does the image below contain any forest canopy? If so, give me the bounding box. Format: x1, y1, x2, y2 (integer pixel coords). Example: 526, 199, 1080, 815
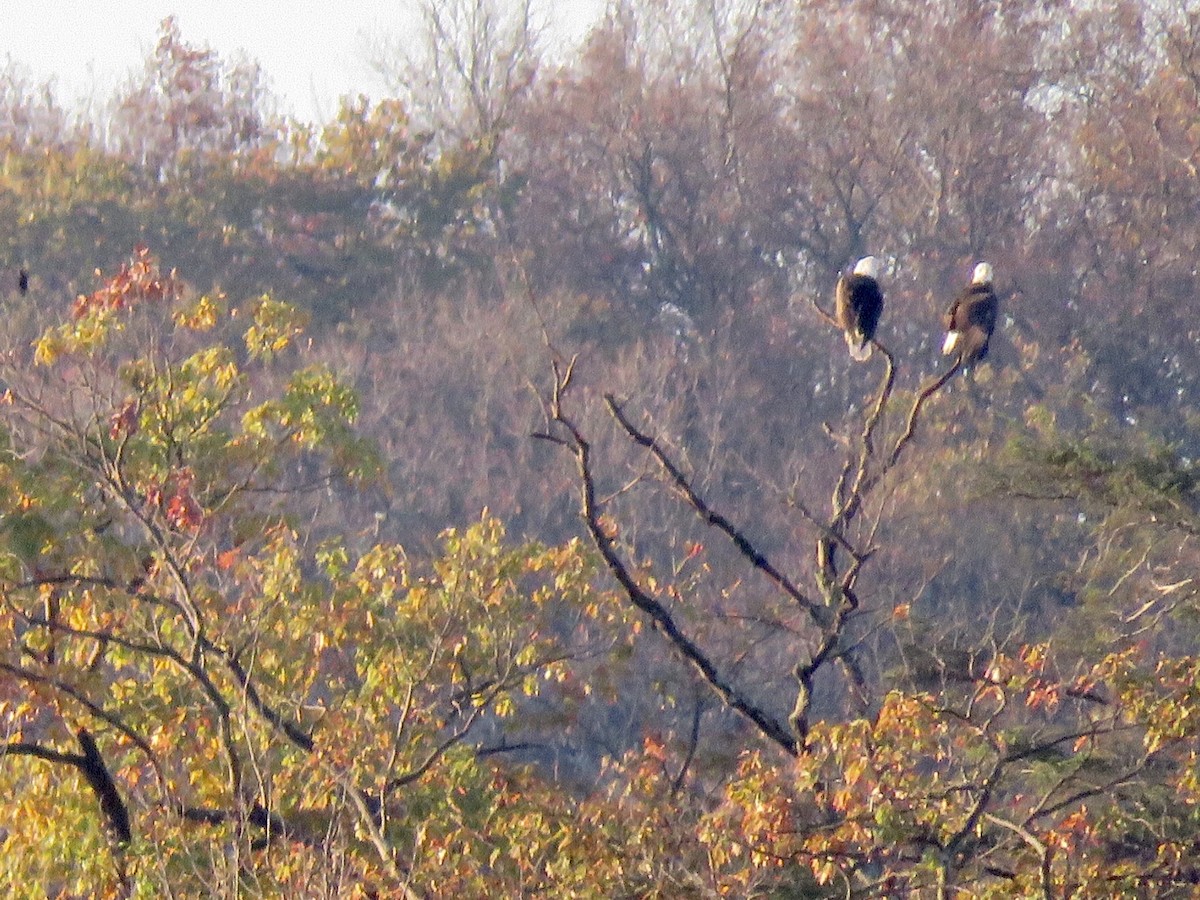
4, 2, 1200, 896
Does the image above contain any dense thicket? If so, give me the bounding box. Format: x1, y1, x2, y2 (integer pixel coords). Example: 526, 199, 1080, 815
3, 2, 1200, 895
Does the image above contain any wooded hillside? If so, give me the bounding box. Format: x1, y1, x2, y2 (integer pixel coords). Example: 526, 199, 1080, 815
4, 3, 1200, 896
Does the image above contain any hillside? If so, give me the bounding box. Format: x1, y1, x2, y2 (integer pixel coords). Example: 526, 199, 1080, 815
3, 3, 1200, 896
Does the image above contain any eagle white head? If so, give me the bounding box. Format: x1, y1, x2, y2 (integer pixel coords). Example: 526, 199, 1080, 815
972, 262, 994, 285
853, 256, 881, 280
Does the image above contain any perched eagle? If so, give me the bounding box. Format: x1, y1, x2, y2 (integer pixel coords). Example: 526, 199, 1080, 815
835, 256, 884, 361
942, 262, 998, 367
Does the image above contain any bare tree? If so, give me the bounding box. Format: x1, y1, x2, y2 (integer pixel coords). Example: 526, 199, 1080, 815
535, 284, 965, 754
373, 0, 542, 145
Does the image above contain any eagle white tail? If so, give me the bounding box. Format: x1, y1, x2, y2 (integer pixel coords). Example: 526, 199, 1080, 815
846, 331, 872, 361
942, 331, 960, 355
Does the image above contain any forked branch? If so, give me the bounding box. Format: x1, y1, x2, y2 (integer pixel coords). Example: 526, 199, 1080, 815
1, 730, 132, 862
537, 359, 798, 756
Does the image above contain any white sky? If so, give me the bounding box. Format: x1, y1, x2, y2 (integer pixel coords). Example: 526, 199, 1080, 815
0, 1, 606, 123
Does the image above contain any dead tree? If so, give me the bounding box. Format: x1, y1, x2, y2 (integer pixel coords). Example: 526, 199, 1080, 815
536, 294, 961, 755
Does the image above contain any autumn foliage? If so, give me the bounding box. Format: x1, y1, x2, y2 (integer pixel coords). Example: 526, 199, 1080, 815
3, 3, 1200, 897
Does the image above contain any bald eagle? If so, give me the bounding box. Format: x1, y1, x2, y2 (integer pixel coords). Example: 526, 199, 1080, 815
942, 262, 997, 366
835, 256, 884, 361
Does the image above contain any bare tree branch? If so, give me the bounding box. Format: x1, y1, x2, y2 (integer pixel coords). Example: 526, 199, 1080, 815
545, 361, 798, 756
605, 393, 828, 626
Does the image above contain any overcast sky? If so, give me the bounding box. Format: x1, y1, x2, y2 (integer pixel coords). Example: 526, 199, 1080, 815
0, 1, 605, 123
